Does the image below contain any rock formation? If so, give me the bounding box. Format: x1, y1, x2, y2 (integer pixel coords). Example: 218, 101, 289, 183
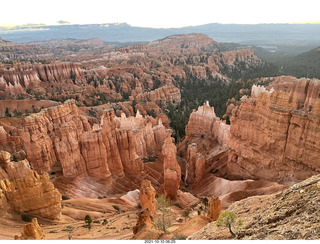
189, 174, 320, 240
228, 76, 320, 183
139, 180, 157, 218
162, 134, 181, 200
0, 62, 84, 94
14, 218, 45, 240
185, 101, 229, 150
0, 186, 9, 216
207, 196, 221, 221
186, 143, 206, 184
146, 33, 219, 52
133, 180, 157, 234
0, 100, 168, 192
1, 170, 61, 219
0, 151, 30, 180
134, 85, 181, 105
0, 38, 49, 61
79, 131, 112, 181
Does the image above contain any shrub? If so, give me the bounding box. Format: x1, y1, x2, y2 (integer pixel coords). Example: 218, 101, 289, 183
62, 195, 70, 200
112, 205, 120, 212
84, 214, 92, 228
216, 211, 243, 237
21, 213, 32, 222
102, 219, 108, 225
183, 211, 190, 222
174, 203, 182, 209
202, 197, 209, 211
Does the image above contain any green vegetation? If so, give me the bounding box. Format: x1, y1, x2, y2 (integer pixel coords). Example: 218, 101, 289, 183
112, 205, 120, 212
62, 195, 70, 200
21, 213, 32, 222
174, 203, 182, 209
5, 108, 11, 117
268, 48, 320, 79
154, 194, 171, 233
216, 211, 243, 237
202, 197, 209, 212
12, 154, 18, 162
142, 156, 157, 163
166, 76, 273, 142
183, 211, 190, 222
84, 214, 92, 229
102, 219, 108, 225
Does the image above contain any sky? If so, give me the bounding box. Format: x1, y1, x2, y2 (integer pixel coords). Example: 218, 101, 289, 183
1, 0, 320, 28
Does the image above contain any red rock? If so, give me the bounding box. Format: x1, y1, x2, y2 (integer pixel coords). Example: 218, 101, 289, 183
1, 171, 61, 219
162, 134, 181, 200
0, 151, 30, 180
79, 131, 112, 182
186, 143, 206, 185
228, 77, 320, 183
139, 180, 157, 221
135, 85, 181, 105
207, 196, 221, 221
184, 101, 229, 151
14, 218, 45, 240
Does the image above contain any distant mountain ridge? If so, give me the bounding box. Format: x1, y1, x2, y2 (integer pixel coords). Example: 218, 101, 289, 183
1, 23, 320, 54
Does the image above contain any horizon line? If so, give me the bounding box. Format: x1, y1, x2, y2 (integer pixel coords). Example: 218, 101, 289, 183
1, 21, 320, 29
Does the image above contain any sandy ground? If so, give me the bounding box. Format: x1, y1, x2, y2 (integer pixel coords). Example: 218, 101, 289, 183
0, 193, 208, 240
0, 197, 138, 240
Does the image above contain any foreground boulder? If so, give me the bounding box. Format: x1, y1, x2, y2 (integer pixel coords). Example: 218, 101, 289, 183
0, 171, 61, 219
14, 218, 45, 240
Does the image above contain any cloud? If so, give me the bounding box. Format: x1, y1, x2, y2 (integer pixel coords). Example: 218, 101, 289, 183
57, 20, 71, 25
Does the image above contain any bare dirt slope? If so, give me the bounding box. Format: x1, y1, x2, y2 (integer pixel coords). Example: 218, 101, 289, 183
0, 197, 138, 240
189, 174, 320, 240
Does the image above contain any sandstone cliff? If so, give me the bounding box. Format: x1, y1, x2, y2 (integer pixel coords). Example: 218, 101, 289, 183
228, 76, 320, 183
0, 62, 84, 94
185, 101, 229, 150
0, 100, 168, 193
134, 85, 181, 105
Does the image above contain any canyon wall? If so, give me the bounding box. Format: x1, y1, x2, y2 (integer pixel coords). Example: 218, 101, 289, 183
182, 76, 320, 186
134, 85, 181, 105
0, 62, 84, 93
228, 76, 320, 183
185, 101, 229, 150
0, 100, 168, 183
